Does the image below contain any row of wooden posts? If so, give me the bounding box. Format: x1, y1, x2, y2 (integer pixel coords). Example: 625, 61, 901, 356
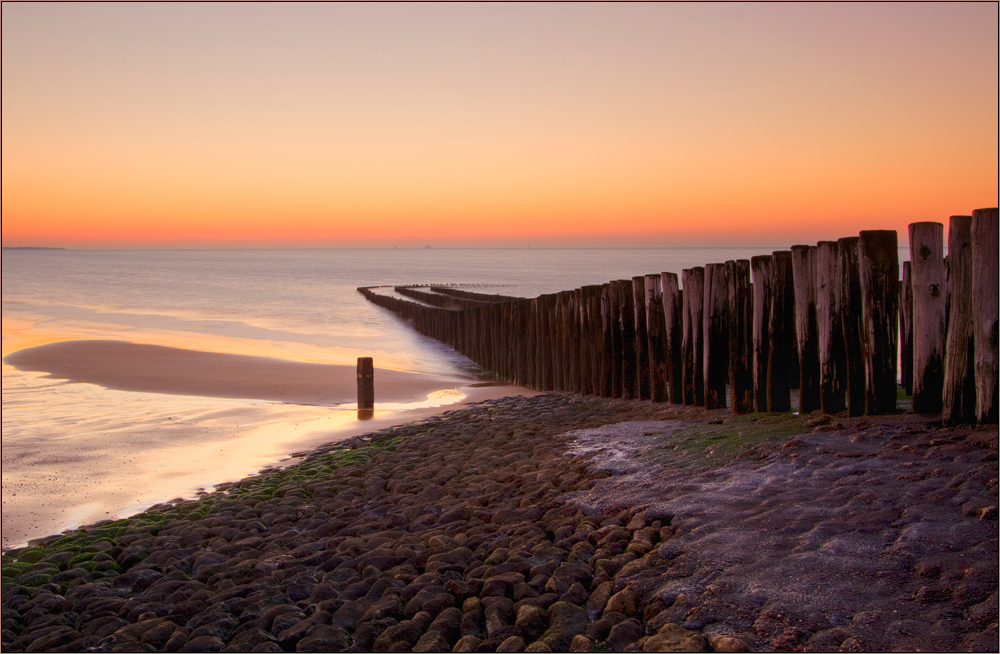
359, 209, 998, 425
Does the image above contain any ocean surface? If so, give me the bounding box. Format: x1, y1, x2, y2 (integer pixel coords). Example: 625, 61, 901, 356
2, 246, 909, 547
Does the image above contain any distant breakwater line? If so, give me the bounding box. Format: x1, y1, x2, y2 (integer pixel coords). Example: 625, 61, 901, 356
360, 209, 999, 424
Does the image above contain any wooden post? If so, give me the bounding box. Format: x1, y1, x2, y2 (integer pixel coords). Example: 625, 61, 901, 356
768, 251, 795, 412
815, 241, 846, 414
661, 273, 684, 404
751, 255, 772, 412
900, 262, 914, 396
633, 276, 651, 400
600, 284, 616, 397
909, 222, 946, 414
859, 230, 899, 415
703, 263, 730, 409
839, 236, 866, 417
618, 280, 637, 399
357, 357, 374, 419
972, 207, 999, 424
943, 215, 976, 425
728, 260, 754, 414
791, 245, 821, 413
682, 268, 706, 405
645, 274, 668, 402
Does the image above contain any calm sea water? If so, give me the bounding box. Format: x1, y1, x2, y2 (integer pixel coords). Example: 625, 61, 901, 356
2, 246, 911, 546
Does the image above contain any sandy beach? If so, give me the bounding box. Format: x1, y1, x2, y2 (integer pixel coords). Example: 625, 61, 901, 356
2, 340, 536, 550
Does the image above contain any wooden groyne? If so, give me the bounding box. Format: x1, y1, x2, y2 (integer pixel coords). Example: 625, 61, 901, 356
360, 210, 999, 423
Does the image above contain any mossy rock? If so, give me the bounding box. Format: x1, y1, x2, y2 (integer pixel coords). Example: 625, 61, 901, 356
13, 547, 45, 564
16, 572, 51, 587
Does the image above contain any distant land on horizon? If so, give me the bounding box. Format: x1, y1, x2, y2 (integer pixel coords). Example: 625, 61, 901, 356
2, 246, 67, 251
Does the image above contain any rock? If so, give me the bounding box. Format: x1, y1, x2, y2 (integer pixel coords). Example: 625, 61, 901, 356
412, 629, 451, 653
451, 634, 482, 652
524, 639, 553, 652
331, 598, 371, 630
139, 622, 178, 649
641, 623, 708, 652
605, 618, 643, 652
361, 594, 405, 623
514, 604, 547, 643
178, 635, 225, 652
586, 582, 612, 620
569, 634, 595, 652
372, 612, 433, 652
497, 635, 528, 652
559, 583, 589, 606
706, 634, 750, 652
224, 628, 276, 652
604, 589, 636, 617
426, 606, 463, 643
540, 602, 587, 651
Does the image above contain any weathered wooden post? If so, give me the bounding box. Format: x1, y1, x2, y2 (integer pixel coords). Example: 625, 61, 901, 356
909, 222, 946, 414
682, 268, 706, 405
703, 263, 730, 409
972, 207, 999, 424
900, 262, 914, 396
645, 274, 668, 402
815, 241, 846, 414
839, 236, 866, 417
943, 215, 976, 425
728, 259, 754, 414
859, 230, 899, 415
618, 280, 637, 399
767, 251, 795, 412
600, 284, 616, 396
661, 273, 684, 404
791, 245, 821, 413
632, 277, 651, 400
357, 356, 374, 419
751, 255, 772, 411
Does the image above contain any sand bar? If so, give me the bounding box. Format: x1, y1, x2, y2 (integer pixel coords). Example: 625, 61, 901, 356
4, 339, 470, 406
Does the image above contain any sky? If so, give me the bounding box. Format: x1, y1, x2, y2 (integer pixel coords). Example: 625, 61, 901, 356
2, 3, 997, 249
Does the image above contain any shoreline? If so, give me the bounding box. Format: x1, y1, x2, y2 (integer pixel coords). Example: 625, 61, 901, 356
2, 394, 996, 652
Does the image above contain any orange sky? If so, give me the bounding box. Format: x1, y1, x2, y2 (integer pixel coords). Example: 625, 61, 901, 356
2, 4, 997, 248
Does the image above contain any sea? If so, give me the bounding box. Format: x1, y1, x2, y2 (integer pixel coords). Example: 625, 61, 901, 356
1, 246, 909, 547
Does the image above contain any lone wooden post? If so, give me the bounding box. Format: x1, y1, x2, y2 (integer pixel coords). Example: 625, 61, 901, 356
909, 222, 946, 414
751, 255, 772, 412
728, 259, 754, 414
972, 207, 999, 424
859, 230, 899, 415
791, 245, 821, 413
357, 357, 374, 419
839, 236, 866, 417
900, 262, 914, 396
943, 215, 976, 426
661, 273, 684, 404
704, 263, 730, 409
815, 241, 846, 414
768, 251, 795, 412
633, 277, 651, 400
682, 268, 706, 405
618, 280, 637, 399
600, 284, 616, 396
644, 274, 668, 402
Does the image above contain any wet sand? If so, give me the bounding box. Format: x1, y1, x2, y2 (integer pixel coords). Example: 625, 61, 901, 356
5, 340, 471, 406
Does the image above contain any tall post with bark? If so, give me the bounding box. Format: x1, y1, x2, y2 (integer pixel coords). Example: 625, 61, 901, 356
751, 255, 773, 412
682, 268, 706, 405
839, 236, 866, 417
600, 285, 615, 397
645, 274, 668, 402
909, 222, 946, 414
791, 245, 821, 413
767, 251, 795, 412
943, 216, 976, 425
618, 280, 637, 400
632, 277, 651, 400
859, 230, 899, 415
972, 207, 999, 424
703, 263, 730, 409
728, 259, 754, 414
900, 262, 914, 396
662, 273, 684, 404
815, 241, 846, 414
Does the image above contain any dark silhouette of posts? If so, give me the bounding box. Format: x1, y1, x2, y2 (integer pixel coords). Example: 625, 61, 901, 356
943, 215, 976, 425
768, 251, 795, 412
617, 280, 637, 399
815, 241, 846, 414
600, 284, 616, 397
357, 357, 374, 419
704, 263, 730, 409
632, 277, 651, 400
791, 245, 821, 413
972, 207, 999, 424
644, 274, 668, 402
728, 260, 754, 414
839, 237, 865, 416
900, 262, 914, 396
859, 230, 899, 415
909, 222, 946, 414
751, 255, 772, 411
661, 272, 684, 404
682, 268, 706, 405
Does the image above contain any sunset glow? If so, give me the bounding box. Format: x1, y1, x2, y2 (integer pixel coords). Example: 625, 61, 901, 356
3, 3, 997, 248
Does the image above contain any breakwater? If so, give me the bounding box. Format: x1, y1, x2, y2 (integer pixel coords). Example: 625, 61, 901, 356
361, 210, 999, 424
